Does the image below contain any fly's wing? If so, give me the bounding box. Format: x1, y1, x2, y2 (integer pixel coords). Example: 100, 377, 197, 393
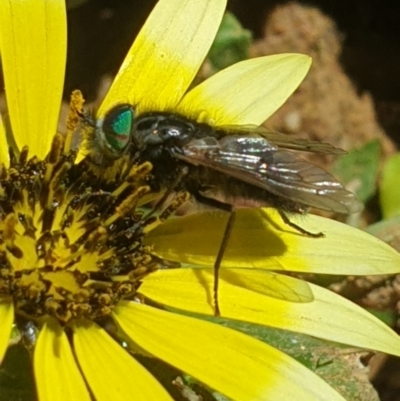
219, 125, 346, 155
176, 135, 362, 214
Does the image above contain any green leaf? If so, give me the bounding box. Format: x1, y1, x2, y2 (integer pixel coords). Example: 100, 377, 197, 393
380, 153, 400, 219
332, 139, 380, 204
208, 11, 252, 71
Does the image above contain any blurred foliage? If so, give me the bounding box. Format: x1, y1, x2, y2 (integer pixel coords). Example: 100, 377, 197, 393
380, 154, 400, 219
367, 216, 400, 252
333, 140, 381, 204
208, 11, 252, 72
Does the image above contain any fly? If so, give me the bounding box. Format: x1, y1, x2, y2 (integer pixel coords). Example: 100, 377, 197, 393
82, 104, 362, 315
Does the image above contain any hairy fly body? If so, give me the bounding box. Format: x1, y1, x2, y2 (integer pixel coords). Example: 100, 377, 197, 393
82, 104, 362, 315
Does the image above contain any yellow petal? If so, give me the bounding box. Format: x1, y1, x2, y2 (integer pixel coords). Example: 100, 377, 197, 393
140, 268, 400, 357
99, 0, 226, 116
0, 114, 9, 166
0, 299, 13, 363
215, 268, 313, 302
0, 0, 66, 157
34, 317, 91, 401
176, 54, 311, 125
146, 208, 400, 274
114, 302, 345, 401
72, 319, 173, 401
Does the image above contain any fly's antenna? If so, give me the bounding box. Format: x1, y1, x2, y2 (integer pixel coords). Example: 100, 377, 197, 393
76, 107, 96, 129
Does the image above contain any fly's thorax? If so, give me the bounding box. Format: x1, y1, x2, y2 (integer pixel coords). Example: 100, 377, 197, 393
134, 113, 192, 145
134, 112, 219, 147
130, 113, 197, 164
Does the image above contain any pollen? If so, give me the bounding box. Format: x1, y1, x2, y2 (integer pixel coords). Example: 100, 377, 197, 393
0, 132, 160, 324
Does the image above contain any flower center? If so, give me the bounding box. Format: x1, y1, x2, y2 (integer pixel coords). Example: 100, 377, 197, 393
0, 133, 161, 324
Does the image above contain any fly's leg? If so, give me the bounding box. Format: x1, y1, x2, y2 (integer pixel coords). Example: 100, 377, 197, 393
213, 207, 235, 317
278, 210, 324, 238
139, 165, 191, 237
158, 191, 191, 223
193, 194, 235, 317
144, 165, 189, 219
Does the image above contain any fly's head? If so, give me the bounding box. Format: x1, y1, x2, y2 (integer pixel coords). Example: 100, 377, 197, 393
79, 104, 145, 167
94, 104, 136, 159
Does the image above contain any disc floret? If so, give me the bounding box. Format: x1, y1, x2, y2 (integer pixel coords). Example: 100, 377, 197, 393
0, 133, 158, 324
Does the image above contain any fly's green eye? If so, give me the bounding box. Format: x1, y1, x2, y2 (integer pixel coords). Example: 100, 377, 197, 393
96, 104, 134, 156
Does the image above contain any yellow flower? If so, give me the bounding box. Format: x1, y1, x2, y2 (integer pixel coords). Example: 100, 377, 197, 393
1, 1, 400, 401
